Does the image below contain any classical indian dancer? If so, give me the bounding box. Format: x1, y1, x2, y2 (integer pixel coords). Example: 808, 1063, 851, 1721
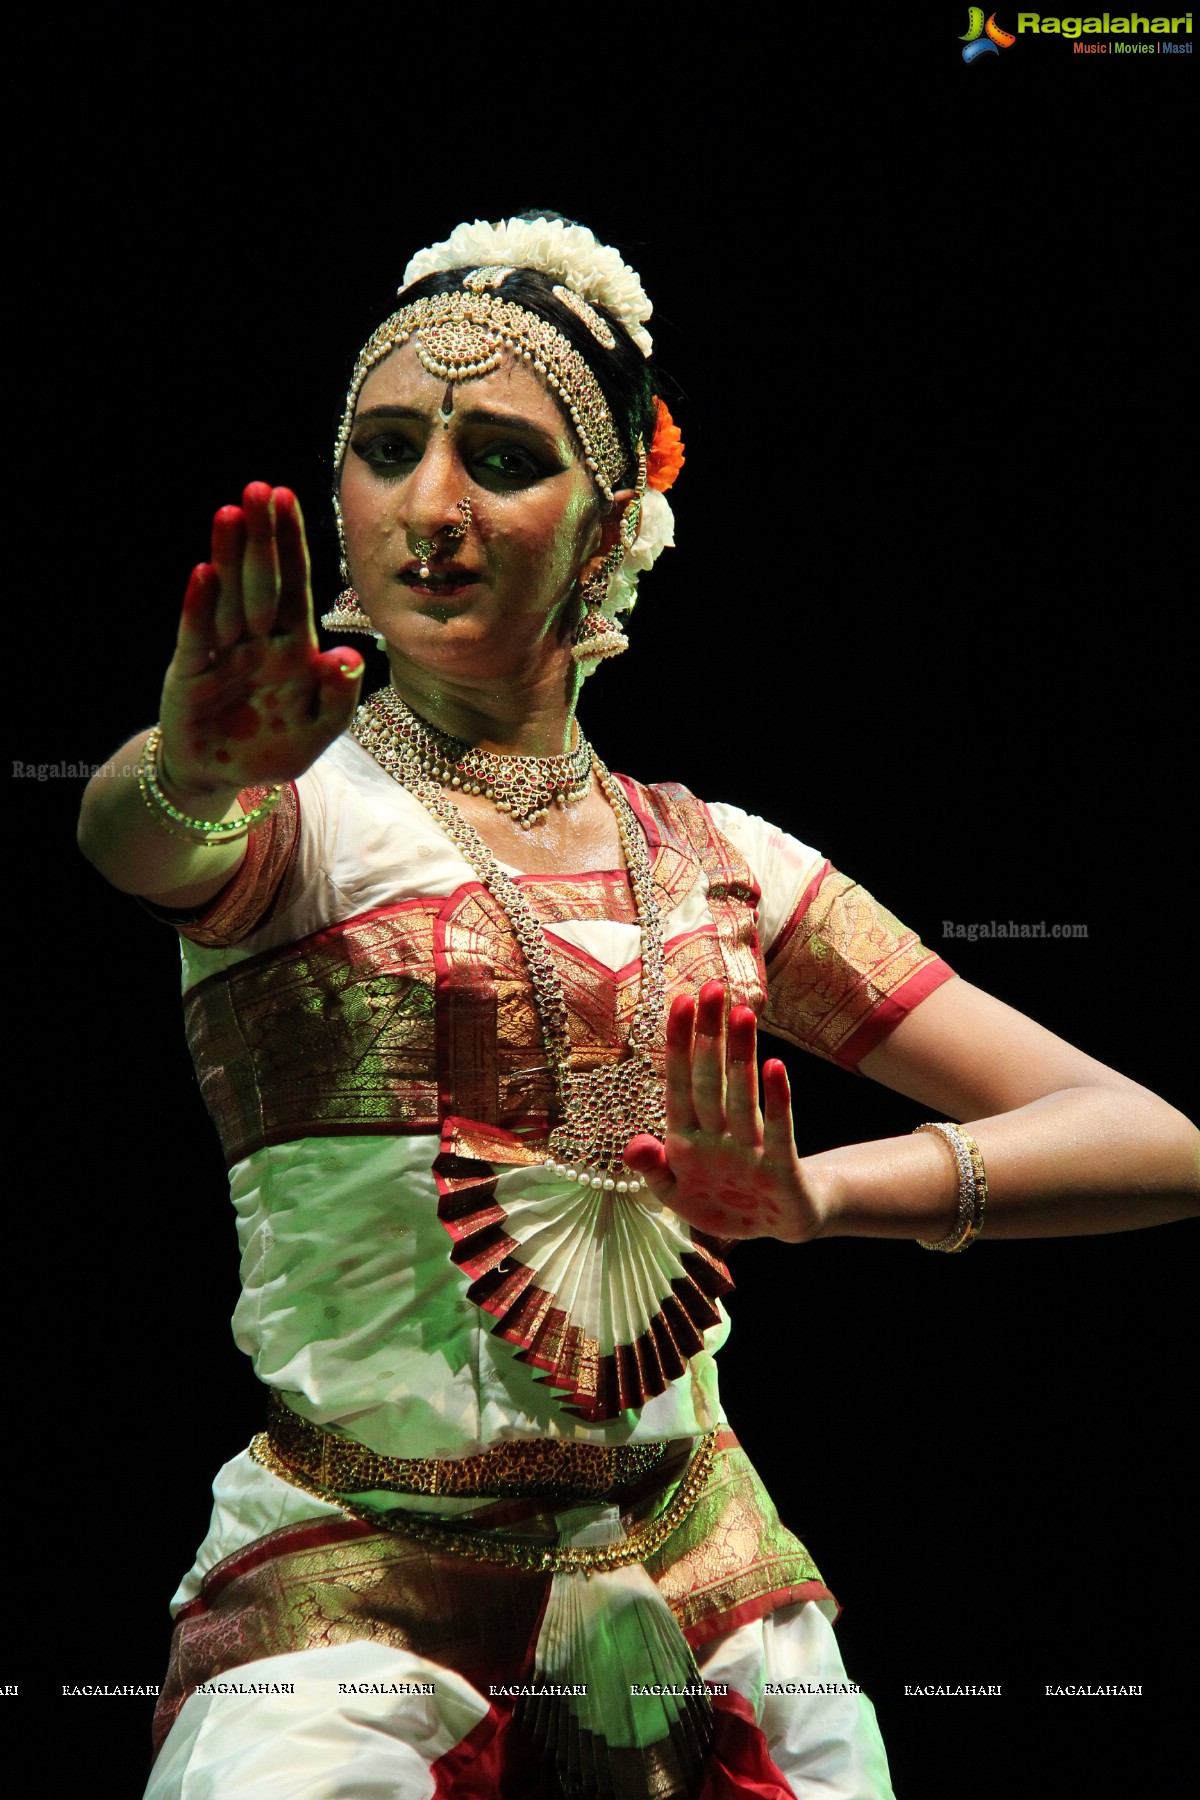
78, 213, 1199, 1800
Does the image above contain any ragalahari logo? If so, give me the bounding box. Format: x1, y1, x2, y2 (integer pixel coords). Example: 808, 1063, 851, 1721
960, 8, 1017, 58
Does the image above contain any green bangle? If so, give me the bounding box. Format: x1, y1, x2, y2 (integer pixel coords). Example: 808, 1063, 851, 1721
137, 726, 282, 846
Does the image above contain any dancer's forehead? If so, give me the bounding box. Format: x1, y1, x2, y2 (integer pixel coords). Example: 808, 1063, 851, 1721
352, 342, 582, 462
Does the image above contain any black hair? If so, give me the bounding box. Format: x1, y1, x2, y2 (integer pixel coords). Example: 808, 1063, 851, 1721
395, 213, 656, 493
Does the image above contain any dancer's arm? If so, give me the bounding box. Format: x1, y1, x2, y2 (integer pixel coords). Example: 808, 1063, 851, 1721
624, 978, 1200, 1243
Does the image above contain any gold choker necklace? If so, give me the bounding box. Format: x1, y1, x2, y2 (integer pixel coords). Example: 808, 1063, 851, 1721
351, 694, 667, 1183
362, 688, 593, 830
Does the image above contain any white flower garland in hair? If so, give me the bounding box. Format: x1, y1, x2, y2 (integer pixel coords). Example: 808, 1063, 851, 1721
402, 217, 654, 357
605, 488, 675, 622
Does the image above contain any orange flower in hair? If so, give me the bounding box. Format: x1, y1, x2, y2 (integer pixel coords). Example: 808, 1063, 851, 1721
646, 396, 685, 493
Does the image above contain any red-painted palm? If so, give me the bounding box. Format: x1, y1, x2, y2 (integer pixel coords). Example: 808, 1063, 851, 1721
159, 482, 363, 796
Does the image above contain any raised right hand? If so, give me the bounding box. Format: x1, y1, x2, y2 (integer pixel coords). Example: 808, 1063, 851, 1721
623, 981, 826, 1244
158, 482, 364, 797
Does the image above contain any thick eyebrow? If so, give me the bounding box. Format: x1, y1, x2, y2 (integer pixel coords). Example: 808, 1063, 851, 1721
353, 403, 566, 452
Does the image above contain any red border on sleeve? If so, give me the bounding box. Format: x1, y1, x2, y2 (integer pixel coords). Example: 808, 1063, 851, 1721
835, 958, 956, 1071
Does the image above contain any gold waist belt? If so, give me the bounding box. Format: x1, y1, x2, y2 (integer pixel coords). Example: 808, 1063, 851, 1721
258, 1391, 672, 1501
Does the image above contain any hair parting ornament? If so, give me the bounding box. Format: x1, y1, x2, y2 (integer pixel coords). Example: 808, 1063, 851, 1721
551, 284, 617, 350
330, 216, 683, 658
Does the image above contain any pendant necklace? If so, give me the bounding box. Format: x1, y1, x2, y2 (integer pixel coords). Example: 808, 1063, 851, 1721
351, 689, 667, 1189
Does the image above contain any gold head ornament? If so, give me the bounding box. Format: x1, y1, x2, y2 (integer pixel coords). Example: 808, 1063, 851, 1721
334, 280, 628, 501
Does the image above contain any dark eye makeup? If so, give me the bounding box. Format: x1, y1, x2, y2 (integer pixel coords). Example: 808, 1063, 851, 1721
349, 427, 566, 491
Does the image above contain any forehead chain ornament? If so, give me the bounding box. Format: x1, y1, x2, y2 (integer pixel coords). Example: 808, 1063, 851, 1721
335, 279, 627, 500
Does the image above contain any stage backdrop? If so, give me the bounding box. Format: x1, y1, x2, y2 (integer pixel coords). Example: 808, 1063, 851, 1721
10, 18, 1194, 1797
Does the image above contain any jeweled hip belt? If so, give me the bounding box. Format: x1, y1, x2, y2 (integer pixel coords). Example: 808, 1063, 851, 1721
257, 1390, 673, 1501
253, 1396, 720, 1574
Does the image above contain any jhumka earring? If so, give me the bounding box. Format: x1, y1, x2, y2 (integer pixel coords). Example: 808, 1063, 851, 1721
322, 494, 385, 645
319, 588, 379, 637
570, 446, 644, 665
570, 561, 629, 663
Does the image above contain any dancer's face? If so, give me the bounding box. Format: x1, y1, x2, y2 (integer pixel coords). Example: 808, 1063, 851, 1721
339, 344, 608, 683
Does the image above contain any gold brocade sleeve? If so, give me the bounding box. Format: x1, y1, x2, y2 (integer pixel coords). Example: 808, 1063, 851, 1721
140, 782, 301, 947
761, 865, 954, 1070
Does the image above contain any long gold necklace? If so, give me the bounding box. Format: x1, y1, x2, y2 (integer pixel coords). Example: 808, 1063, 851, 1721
351, 691, 667, 1188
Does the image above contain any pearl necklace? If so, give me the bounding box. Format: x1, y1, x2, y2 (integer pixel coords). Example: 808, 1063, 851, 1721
351, 695, 667, 1188
365, 687, 593, 830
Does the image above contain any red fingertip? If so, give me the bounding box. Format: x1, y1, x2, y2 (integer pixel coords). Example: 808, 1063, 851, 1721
624, 1135, 667, 1172
728, 1007, 757, 1060
312, 647, 352, 674
212, 507, 246, 560
242, 483, 274, 541
763, 1059, 790, 1089
666, 995, 694, 1050
183, 563, 216, 610
310, 648, 364, 688
272, 486, 297, 512
696, 980, 726, 1035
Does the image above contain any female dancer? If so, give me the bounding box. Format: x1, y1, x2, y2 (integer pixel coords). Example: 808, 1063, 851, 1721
79, 214, 1198, 1799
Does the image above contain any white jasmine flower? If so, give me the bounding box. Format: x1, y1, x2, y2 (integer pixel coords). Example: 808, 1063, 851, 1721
402, 217, 653, 356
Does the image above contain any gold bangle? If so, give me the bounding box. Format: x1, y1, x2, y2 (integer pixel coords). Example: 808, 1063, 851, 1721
962, 1130, 988, 1244
137, 726, 282, 846
913, 1121, 986, 1253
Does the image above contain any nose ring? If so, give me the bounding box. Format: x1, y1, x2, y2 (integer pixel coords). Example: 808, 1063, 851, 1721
415, 497, 473, 581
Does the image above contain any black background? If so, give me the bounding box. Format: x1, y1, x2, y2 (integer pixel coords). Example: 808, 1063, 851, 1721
8, 9, 1194, 1797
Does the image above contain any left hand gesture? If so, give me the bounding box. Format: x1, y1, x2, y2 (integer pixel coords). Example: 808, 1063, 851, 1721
624, 980, 825, 1243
